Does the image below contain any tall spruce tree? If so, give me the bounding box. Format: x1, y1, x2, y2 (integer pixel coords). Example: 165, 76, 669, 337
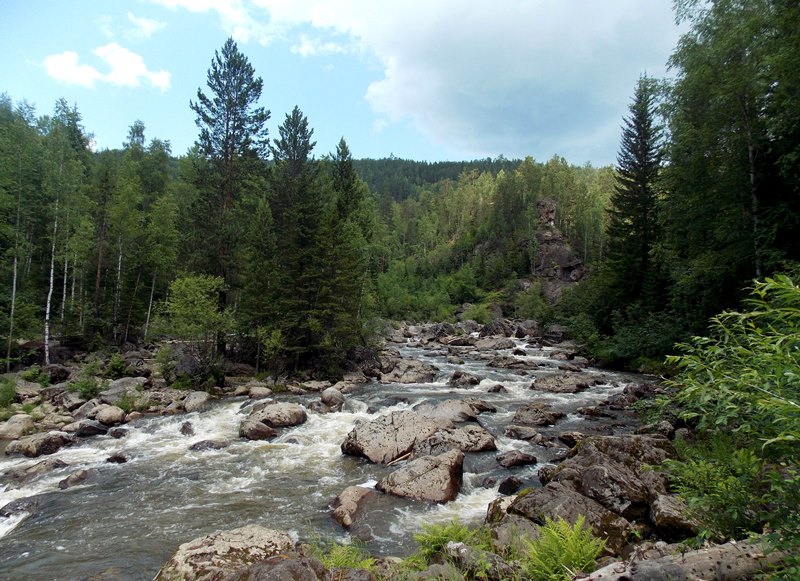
189, 37, 269, 298
606, 75, 663, 304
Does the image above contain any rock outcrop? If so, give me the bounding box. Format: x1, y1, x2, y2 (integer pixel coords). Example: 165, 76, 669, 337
341, 410, 442, 464
376, 449, 464, 503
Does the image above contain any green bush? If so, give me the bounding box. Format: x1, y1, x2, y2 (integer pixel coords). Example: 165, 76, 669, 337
314, 542, 375, 572
105, 352, 130, 379
20, 365, 50, 387
462, 303, 491, 324
0, 377, 16, 407
406, 518, 493, 570
520, 516, 605, 581
69, 376, 101, 400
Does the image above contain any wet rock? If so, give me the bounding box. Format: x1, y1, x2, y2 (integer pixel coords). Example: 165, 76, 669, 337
108, 427, 128, 439
248, 386, 273, 399
58, 468, 99, 490
301, 380, 331, 392
321, 387, 345, 411
377, 449, 464, 503
636, 420, 676, 440
307, 401, 330, 414
577, 405, 613, 418
331, 485, 376, 529
514, 320, 540, 338
498, 476, 524, 495
96, 405, 126, 426
73, 399, 100, 420
63, 419, 108, 437
3, 457, 68, 484
189, 439, 230, 452
415, 399, 484, 423
125, 411, 143, 422
365, 395, 410, 414
180, 421, 195, 436
0, 494, 49, 518
475, 337, 516, 350
487, 383, 507, 394
379, 359, 438, 384
509, 481, 631, 556
183, 391, 211, 413
496, 450, 537, 468
504, 425, 542, 442
249, 402, 307, 428
412, 424, 496, 457
447, 370, 482, 387
100, 376, 148, 405
341, 410, 442, 464
446, 355, 465, 365
153, 525, 296, 581
239, 419, 278, 441
0, 414, 35, 439
511, 403, 565, 427
5, 431, 73, 458
530, 371, 605, 394
106, 453, 128, 463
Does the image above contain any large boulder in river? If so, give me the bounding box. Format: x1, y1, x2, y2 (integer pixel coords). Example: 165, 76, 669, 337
531, 371, 605, 394
341, 410, 443, 464
479, 319, 514, 337
183, 391, 211, 413
509, 481, 631, 556
512, 403, 565, 426
414, 398, 493, 423
249, 402, 307, 428
447, 370, 482, 387
321, 387, 345, 411
412, 424, 496, 457
153, 525, 296, 581
331, 485, 377, 529
475, 337, 516, 351
376, 449, 464, 503
379, 359, 438, 384
239, 419, 278, 441
5, 431, 73, 458
0, 414, 35, 439
95, 405, 126, 426
3, 457, 68, 485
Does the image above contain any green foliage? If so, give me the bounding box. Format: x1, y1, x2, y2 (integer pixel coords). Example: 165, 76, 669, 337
520, 516, 605, 581
0, 376, 16, 407
462, 303, 491, 325
155, 345, 177, 383
20, 365, 50, 387
515, 282, 553, 324
105, 352, 130, 379
312, 541, 375, 572
116, 393, 147, 414
406, 518, 493, 570
69, 376, 101, 400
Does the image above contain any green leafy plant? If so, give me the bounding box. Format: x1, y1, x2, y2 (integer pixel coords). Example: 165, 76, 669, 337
0, 377, 16, 407
313, 541, 375, 572
406, 518, 493, 570
521, 515, 605, 581
105, 352, 130, 379
155, 345, 177, 383
20, 365, 50, 387
68, 376, 103, 400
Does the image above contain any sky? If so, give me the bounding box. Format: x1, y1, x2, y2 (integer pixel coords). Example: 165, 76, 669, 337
1, 0, 683, 165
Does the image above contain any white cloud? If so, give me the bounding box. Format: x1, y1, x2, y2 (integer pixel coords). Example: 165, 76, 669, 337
43, 44, 170, 91
126, 12, 167, 39
44, 51, 103, 88
151, 0, 682, 162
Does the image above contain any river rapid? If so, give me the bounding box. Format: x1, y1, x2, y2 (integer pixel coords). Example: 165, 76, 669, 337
0, 338, 641, 580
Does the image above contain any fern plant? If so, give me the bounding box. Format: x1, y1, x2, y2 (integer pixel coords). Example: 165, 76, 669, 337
521, 516, 605, 581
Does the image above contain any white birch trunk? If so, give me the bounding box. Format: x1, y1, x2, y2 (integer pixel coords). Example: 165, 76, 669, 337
144, 270, 157, 342
44, 199, 59, 366
113, 237, 123, 342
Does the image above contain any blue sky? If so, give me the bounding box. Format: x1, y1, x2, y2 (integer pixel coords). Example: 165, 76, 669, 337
1, 0, 682, 165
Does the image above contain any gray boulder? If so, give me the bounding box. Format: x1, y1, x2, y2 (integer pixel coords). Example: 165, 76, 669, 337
63, 419, 108, 437
509, 481, 631, 556
239, 419, 278, 441
183, 391, 211, 413
331, 485, 376, 529
249, 402, 307, 428
412, 424, 496, 457
321, 387, 345, 411
531, 371, 605, 394
189, 439, 231, 452
475, 338, 516, 350
3, 457, 68, 484
153, 525, 296, 581
5, 431, 73, 458
341, 410, 442, 464
447, 370, 482, 387
379, 359, 438, 384
101, 376, 148, 405
377, 449, 464, 503
58, 468, 99, 490
496, 450, 537, 468
0, 414, 35, 439
96, 405, 126, 426
511, 403, 565, 426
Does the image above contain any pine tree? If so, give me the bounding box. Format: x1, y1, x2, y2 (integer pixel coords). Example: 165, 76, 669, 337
605, 75, 663, 303
189, 37, 270, 297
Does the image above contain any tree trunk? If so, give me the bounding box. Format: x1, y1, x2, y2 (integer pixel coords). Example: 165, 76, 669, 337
123, 269, 141, 343
143, 270, 157, 342
44, 199, 59, 366
583, 540, 786, 581
94, 208, 107, 315
60, 236, 69, 323
113, 237, 123, 342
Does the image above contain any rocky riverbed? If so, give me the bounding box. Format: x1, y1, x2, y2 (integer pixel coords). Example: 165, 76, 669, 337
0, 320, 696, 580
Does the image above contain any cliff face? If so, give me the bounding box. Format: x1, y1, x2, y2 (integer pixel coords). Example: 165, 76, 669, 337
529, 198, 586, 303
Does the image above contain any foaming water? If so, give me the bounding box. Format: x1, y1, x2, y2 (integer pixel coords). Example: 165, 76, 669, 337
0, 341, 643, 579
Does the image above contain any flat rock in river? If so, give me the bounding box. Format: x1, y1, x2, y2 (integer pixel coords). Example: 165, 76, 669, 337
4, 431, 73, 458
530, 371, 606, 394
379, 359, 439, 384
412, 424, 497, 457
341, 410, 443, 464
511, 403, 565, 427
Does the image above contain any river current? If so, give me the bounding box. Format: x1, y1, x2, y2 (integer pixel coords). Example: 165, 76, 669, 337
0, 339, 637, 580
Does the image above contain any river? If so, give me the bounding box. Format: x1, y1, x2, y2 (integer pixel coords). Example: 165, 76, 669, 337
0, 338, 638, 580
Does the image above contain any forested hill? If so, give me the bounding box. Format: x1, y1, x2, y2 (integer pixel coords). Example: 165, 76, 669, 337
1, 0, 799, 379
353, 157, 521, 203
